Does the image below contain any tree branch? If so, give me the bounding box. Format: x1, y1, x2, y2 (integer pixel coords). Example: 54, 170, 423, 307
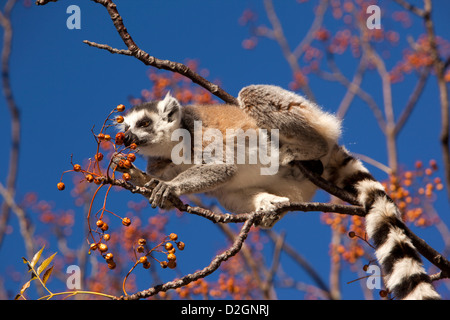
0, 0, 20, 251
422, 0, 450, 200
89, 0, 237, 105
392, 0, 426, 17
117, 217, 255, 300
394, 66, 431, 135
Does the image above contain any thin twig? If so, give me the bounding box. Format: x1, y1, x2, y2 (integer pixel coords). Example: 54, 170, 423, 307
83, 40, 132, 56
266, 229, 334, 299
263, 0, 316, 102
292, 0, 329, 59
394, 66, 431, 135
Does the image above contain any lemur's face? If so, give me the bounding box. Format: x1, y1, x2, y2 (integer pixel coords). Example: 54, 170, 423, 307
118, 93, 182, 156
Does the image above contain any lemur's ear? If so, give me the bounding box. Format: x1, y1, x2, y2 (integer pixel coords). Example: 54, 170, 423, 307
158, 92, 181, 121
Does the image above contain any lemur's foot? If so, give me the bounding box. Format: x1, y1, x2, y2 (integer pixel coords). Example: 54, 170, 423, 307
254, 193, 290, 228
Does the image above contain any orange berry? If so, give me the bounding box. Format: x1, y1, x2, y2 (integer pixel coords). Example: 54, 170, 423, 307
122, 217, 131, 226
57, 182, 65, 191
90, 243, 98, 251
95, 153, 104, 161
116, 116, 124, 123
98, 243, 108, 253
165, 242, 173, 251
430, 159, 438, 170
122, 173, 131, 181
167, 253, 176, 261
139, 256, 148, 264
348, 231, 356, 238
103, 234, 111, 241
143, 261, 151, 269
127, 153, 136, 162
169, 233, 178, 241
129, 143, 137, 150
86, 174, 94, 183
96, 220, 104, 228
73, 164, 81, 172
115, 132, 125, 145
104, 134, 111, 141
415, 161, 423, 169
97, 133, 105, 140
138, 238, 147, 246
116, 104, 126, 112
105, 253, 114, 261
101, 222, 109, 232
168, 260, 177, 269
160, 261, 168, 269
123, 160, 132, 169
107, 261, 116, 270
177, 242, 185, 250
137, 245, 144, 253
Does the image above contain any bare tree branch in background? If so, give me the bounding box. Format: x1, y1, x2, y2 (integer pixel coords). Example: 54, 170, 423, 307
392, 0, 450, 200
422, 0, 450, 201
0, 0, 23, 251
262, 0, 318, 102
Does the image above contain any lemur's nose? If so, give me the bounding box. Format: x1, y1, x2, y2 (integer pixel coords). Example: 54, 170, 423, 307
123, 132, 138, 147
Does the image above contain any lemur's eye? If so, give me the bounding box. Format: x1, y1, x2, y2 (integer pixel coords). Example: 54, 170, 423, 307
137, 118, 152, 128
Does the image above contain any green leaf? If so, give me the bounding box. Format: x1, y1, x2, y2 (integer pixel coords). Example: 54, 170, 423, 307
42, 265, 54, 284
29, 246, 45, 270
37, 252, 57, 276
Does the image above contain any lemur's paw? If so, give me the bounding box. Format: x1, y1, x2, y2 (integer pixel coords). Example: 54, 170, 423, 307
110, 154, 132, 173
146, 179, 175, 209
255, 194, 290, 229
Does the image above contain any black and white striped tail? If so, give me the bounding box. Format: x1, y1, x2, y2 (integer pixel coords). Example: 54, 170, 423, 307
327, 146, 441, 300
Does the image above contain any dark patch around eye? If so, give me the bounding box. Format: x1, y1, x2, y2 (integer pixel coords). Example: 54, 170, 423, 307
167, 109, 178, 122
137, 117, 152, 128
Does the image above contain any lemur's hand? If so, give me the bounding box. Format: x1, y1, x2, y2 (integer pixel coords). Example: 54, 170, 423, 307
110, 154, 133, 173
145, 178, 176, 209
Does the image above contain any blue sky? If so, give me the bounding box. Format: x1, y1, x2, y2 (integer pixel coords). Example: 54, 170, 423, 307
1, 0, 450, 300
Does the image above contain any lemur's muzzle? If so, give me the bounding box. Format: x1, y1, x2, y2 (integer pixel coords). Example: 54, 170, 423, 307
123, 131, 139, 147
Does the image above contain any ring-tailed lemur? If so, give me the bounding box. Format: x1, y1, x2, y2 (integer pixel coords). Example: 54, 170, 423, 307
116, 85, 440, 300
